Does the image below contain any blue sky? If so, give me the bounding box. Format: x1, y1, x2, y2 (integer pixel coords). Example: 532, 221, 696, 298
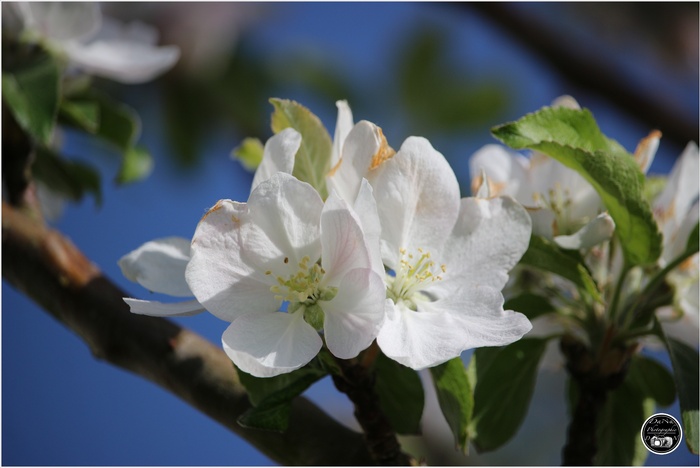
3, 3, 697, 465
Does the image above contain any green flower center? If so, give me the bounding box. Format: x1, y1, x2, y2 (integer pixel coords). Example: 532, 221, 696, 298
266, 255, 337, 330
387, 247, 445, 310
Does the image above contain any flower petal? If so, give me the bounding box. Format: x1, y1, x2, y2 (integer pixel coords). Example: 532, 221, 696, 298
124, 298, 205, 317
251, 128, 301, 191
320, 190, 371, 286
17, 2, 101, 42
331, 100, 354, 167
554, 212, 615, 250
353, 179, 384, 278
186, 199, 278, 322
65, 37, 180, 84
118, 236, 193, 297
469, 144, 530, 199
434, 196, 531, 296
222, 311, 322, 377
327, 121, 382, 203
370, 136, 460, 268
242, 173, 323, 274
321, 268, 386, 359
377, 286, 531, 370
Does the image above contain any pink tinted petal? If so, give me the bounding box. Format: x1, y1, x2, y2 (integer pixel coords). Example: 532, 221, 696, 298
320, 191, 371, 286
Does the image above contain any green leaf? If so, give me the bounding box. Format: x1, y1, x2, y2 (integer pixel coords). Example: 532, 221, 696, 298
430, 357, 473, 453
32, 147, 101, 205
657, 325, 700, 454
92, 93, 141, 152
116, 146, 153, 184
470, 338, 549, 452
232, 137, 264, 171
520, 235, 601, 301
236, 363, 327, 432
503, 292, 556, 320
2, 57, 60, 144
59, 98, 100, 133
270, 98, 332, 198
374, 352, 424, 435
594, 355, 657, 465
492, 106, 662, 266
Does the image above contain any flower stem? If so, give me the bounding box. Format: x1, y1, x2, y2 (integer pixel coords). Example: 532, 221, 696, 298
331, 356, 416, 466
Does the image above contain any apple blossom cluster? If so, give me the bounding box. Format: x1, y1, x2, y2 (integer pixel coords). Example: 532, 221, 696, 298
120, 101, 533, 376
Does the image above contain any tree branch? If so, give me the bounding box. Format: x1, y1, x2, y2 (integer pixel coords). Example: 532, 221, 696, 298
2, 201, 374, 466
464, 3, 698, 147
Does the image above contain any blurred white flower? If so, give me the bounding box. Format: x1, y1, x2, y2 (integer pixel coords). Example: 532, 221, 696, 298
15, 2, 179, 84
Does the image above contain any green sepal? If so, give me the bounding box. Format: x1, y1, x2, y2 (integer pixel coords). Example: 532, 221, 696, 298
469, 338, 549, 453
236, 361, 327, 432
429, 357, 473, 453
2, 55, 60, 144
492, 106, 662, 267
374, 351, 424, 435
270, 98, 332, 198
520, 235, 602, 302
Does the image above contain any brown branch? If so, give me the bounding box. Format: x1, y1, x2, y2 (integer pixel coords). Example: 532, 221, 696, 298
332, 356, 417, 466
2, 201, 374, 466
464, 3, 698, 147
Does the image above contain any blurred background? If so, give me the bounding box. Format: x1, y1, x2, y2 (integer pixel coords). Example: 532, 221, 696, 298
3, 2, 698, 465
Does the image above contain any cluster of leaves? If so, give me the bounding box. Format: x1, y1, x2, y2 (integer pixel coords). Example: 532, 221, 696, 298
2, 34, 152, 208
232, 100, 698, 464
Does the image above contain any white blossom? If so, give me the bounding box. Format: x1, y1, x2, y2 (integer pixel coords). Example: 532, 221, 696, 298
14, 2, 179, 84
185, 173, 386, 377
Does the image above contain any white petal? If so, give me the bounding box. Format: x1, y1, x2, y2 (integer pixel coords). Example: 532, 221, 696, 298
186, 200, 279, 322
65, 39, 180, 84
18, 2, 101, 42
321, 269, 387, 359
242, 173, 324, 275
371, 136, 460, 268
320, 191, 371, 286
222, 312, 322, 378
554, 212, 615, 250
251, 128, 301, 191
124, 298, 205, 317
551, 95, 580, 110
327, 121, 382, 203
118, 236, 193, 297
331, 100, 354, 167
633, 130, 661, 174
468, 144, 529, 199
435, 196, 531, 296
528, 207, 556, 239
378, 287, 531, 370
353, 179, 384, 278
662, 200, 699, 264
655, 142, 700, 246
